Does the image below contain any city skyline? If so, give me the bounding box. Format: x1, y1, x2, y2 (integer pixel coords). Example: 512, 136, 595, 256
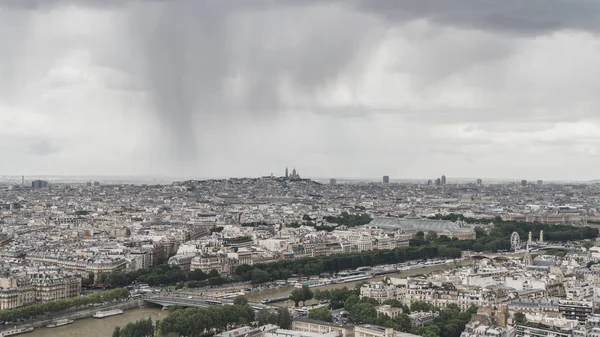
2, 1, 600, 180
0, 173, 594, 185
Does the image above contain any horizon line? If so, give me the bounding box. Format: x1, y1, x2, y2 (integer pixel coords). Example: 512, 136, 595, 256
1, 174, 598, 184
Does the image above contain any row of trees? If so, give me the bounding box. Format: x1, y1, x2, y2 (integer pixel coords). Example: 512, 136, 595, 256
98, 264, 186, 288
101, 264, 226, 289
313, 286, 362, 309
113, 318, 155, 337
322, 212, 373, 228
235, 245, 445, 283
255, 308, 293, 329
308, 307, 333, 322
156, 304, 255, 337
0, 288, 129, 323
290, 285, 314, 307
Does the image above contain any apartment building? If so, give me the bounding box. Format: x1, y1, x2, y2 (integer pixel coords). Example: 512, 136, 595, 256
228, 249, 253, 265
168, 254, 195, 272
516, 323, 572, 337
403, 280, 509, 310
266, 330, 339, 337
508, 299, 561, 318
0, 287, 35, 310
190, 254, 232, 276
0, 274, 82, 310
460, 321, 516, 337
360, 282, 400, 303
25, 255, 127, 276
409, 312, 439, 326
292, 318, 355, 337
215, 324, 278, 337
558, 300, 593, 323
564, 281, 594, 301
355, 325, 395, 337
376, 305, 404, 319
354, 325, 420, 337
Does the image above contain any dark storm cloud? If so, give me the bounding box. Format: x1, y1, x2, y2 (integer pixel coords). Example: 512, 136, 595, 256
2, 0, 380, 162
353, 0, 600, 35
9, 0, 600, 34
2, 0, 600, 179
90, 0, 384, 161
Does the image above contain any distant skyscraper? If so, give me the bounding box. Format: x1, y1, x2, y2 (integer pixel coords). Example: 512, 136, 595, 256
383, 176, 390, 184
476, 179, 483, 186
537, 180, 543, 186
285, 167, 289, 178
427, 179, 432, 186
31, 180, 48, 189
441, 175, 447, 185
435, 178, 441, 186
330, 178, 337, 185
521, 180, 527, 187
21, 175, 24, 186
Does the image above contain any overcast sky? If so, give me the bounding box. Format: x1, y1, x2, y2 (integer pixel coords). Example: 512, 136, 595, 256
1, 0, 600, 181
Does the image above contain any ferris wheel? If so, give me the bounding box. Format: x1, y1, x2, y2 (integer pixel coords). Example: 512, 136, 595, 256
510, 232, 521, 252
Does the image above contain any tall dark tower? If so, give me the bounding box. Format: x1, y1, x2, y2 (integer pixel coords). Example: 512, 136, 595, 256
383, 176, 390, 184
441, 175, 447, 185
285, 167, 289, 178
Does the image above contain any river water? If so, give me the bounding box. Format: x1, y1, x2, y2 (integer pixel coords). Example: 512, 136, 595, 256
28, 307, 166, 337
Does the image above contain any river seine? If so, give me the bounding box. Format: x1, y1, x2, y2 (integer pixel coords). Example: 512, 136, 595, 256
29, 307, 166, 337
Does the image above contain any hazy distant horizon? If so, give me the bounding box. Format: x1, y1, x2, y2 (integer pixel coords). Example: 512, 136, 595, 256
0, 174, 597, 185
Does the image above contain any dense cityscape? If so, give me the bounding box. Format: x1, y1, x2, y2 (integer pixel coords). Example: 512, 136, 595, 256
2, 0, 600, 336
1, 172, 600, 337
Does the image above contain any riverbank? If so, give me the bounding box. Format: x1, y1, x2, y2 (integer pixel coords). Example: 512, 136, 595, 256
27, 307, 166, 337
0, 299, 145, 335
